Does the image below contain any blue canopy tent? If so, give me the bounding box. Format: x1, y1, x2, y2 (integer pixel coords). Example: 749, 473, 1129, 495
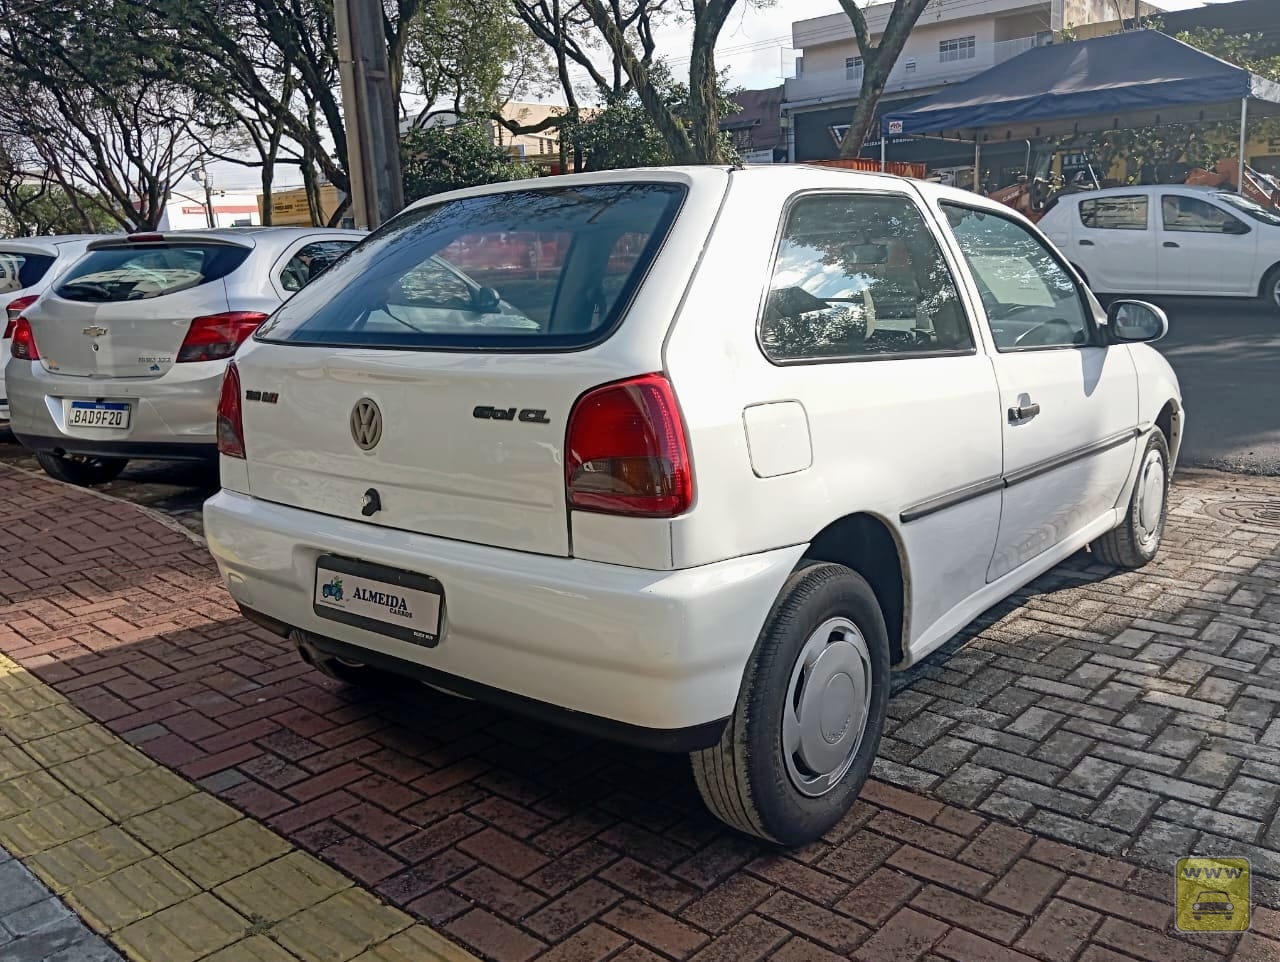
881, 30, 1280, 191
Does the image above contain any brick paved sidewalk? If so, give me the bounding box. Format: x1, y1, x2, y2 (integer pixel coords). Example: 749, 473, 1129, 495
2, 464, 1280, 962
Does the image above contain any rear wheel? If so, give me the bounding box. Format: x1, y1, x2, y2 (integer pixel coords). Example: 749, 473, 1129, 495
35, 451, 127, 487
1091, 429, 1169, 569
691, 562, 890, 846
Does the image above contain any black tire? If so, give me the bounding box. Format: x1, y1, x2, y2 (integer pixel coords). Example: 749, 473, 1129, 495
35, 451, 127, 487
1091, 429, 1170, 569
691, 562, 891, 846
1262, 265, 1280, 312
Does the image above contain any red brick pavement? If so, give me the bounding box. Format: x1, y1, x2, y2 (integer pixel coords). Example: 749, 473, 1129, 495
1, 465, 1275, 962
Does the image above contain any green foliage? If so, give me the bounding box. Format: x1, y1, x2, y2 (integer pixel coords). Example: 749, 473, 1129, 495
0, 182, 117, 237
405, 0, 556, 122
401, 122, 533, 203
563, 65, 741, 170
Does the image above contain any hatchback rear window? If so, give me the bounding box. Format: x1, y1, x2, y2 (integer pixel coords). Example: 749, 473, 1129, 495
255, 183, 685, 350
54, 244, 251, 302
0, 250, 56, 293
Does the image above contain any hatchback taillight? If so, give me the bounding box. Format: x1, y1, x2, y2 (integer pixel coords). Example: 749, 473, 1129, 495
10, 317, 39, 360
5, 294, 37, 337
565, 373, 693, 517
217, 362, 246, 459
178, 311, 269, 363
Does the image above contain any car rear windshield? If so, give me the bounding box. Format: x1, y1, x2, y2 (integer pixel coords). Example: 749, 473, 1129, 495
54, 243, 251, 302
255, 183, 686, 351
0, 250, 56, 292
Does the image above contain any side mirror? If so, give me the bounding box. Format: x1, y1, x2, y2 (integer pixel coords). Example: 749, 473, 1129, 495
1107, 299, 1168, 343
1224, 219, 1251, 236
473, 286, 501, 314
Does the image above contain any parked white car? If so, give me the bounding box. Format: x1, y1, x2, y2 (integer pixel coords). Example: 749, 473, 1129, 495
204, 167, 1183, 844
1038, 184, 1280, 307
0, 235, 100, 424
7, 228, 363, 484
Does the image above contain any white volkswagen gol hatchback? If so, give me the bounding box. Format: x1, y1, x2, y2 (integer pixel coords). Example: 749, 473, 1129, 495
205, 167, 1183, 844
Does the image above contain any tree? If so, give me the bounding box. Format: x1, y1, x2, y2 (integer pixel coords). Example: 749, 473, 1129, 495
405, 0, 557, 127
0, 0, 211, 230
835, 0, 933, 158
401, 122, 531, 203
517, 0, 747, 164
563, 64, 741, 170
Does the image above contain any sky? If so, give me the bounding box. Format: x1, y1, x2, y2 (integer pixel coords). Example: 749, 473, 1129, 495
196, 0, 1243, 194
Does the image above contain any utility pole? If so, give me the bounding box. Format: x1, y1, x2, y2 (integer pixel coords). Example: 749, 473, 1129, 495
334, 0, 404, 230
193, 166, 215, 228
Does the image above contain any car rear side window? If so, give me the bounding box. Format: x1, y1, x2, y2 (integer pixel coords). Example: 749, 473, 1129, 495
54, 244, 251, 302
759, 192, 974, 363
0, 250, 56, 293
1079, 195, 1148, 230
255, 183, 685, 351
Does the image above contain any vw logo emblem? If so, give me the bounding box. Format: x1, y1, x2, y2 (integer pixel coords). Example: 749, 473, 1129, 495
350, 398, 383, 451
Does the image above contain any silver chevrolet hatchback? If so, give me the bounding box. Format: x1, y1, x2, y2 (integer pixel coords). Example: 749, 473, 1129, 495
7, 228, 363, 485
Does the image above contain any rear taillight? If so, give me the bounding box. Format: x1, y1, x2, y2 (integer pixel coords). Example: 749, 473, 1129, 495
5, 294, 37, 337
565, 373, 693, 518
217, 361, 246, 459
178, 311, 269, 363
11, 317, 39, 360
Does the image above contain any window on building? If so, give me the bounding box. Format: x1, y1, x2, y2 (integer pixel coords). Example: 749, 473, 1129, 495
939, 36, 977, 62
845, 56, 864, 81
1079, 196, 1148, 231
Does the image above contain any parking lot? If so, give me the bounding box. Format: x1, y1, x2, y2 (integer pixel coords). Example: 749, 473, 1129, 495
0, 296, 1278, 962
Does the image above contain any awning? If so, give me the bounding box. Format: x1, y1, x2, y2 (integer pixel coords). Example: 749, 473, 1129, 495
883, 30, 1280, 142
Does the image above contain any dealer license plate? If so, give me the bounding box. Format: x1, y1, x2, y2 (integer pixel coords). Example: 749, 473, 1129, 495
313, 555, 443, 647
65, 401, 130, 429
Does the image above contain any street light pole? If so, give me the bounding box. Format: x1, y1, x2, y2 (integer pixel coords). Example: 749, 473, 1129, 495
334, 0, 404, 229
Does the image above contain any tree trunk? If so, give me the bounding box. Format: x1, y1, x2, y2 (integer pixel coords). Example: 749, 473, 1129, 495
260, 166, 274, 226
687, 30, 722, 163
838, 68, 888, 159
836, 0, 932, 158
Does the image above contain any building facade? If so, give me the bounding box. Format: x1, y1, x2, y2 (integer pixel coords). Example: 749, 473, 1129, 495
782, 0, 1156, 179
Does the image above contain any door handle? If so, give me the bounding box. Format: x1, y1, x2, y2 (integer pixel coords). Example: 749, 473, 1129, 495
1163, 241, 1180, 248
1079, 239, 1095, 246
1009, 401, 1041, 422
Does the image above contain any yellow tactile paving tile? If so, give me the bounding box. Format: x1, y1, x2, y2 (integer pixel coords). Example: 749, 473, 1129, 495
0, 653, 480, 962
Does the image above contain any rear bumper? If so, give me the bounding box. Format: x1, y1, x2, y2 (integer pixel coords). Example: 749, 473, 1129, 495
204, 490, 806, 747
5, 359, 224, 456
12, 434, 215, 462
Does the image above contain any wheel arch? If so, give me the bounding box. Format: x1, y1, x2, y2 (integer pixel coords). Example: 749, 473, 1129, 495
1155, 397, 1183, 468
1259, 261, 1280, 300
801, 512, 910, 667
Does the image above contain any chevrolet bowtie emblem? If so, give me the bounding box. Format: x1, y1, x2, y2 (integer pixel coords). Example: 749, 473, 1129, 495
82, 326, 108, 337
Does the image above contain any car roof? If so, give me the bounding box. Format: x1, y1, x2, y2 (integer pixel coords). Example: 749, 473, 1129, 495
85, 227, 367, 258
401, 164, 1031, 224
0, 234, 107, 257
1057, 184, 1229, 201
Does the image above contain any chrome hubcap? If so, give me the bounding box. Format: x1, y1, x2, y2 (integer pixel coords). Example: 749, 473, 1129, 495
1272, 278, 1280, 308
783, 617, 872, 798
1135, 449, 1166, 550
